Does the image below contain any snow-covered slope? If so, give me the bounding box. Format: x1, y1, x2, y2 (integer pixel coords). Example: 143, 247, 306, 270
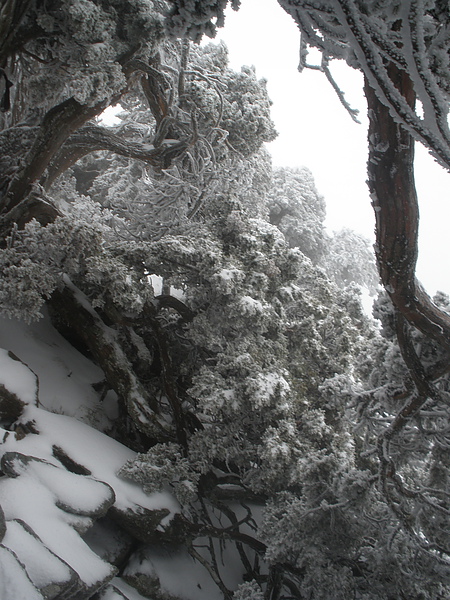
0, 313, 194, 600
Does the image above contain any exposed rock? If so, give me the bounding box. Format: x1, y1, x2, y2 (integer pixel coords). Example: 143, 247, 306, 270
0, 383, 26, 423
2, 519, 80, 600
0, 349, 39, 425
52, 445, 92, 476
1, 450, 39, 477
82, 515, 135, 568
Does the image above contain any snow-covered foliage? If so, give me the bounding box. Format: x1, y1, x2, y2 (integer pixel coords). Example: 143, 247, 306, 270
71, 41, 276, 240
186, 43, 277, 157
2, 0, 165, 123
0, 197, 374, 598
0, 200, 109, 321
0, 102, 379, 596
119, 442, 200, 503
321, 227, 379, 294
165, 0, 241, 42
2, 1, 450, 597
266, 166, 326, 262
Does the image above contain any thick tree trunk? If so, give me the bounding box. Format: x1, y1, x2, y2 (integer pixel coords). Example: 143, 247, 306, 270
365, 66, 450, 352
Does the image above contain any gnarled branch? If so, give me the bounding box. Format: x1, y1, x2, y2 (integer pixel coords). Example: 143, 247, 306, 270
44, 124, 189, 188
2, 98, 108, 214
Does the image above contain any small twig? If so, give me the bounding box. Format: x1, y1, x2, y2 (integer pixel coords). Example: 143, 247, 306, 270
302, 51, 361, 123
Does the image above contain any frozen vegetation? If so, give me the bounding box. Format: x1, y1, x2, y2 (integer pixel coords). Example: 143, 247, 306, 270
1, 1, 450, 599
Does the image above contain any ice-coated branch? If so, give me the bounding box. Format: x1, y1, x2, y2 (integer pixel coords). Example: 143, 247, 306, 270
280, 0, 450, 167
301, 51, 361, 123
44, 124, 189, 188
49, 277, 172, 442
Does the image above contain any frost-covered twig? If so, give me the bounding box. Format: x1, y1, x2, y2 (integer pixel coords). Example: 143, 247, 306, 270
300, 48, 361, 123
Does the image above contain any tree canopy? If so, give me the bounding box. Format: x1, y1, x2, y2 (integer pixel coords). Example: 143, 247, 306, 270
1, 1, 450, 599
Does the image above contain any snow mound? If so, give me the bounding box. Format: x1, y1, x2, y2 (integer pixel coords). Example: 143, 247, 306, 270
0, 313, 180, 599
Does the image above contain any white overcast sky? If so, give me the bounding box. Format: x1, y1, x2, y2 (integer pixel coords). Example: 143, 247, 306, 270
214, 0, 450, 297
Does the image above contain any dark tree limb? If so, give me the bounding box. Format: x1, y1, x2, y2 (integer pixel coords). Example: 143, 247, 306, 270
365, 65, 450, 353
2, 98, 109, 214
265, 564, 283, 600
43, 57, 192, 187
0, 54, 192, 235
144, 302, 189, 449
106, 295, 193, 449
48, 278, 172, 442
154, 294, 195, 322
206, 494, 255, 578
140, 69, 170, 127
0, 0, 35, 67
44, 124, 189, 188
166, 513, 268, 555
188, 545, 233, 600
367, 65, 450, 554
0, 47, 143, 230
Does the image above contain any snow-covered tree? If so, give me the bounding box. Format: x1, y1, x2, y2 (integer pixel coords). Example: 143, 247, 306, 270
165, 2, 450, 594
3, 1, 450, 599
265, 166, 326, 263
321, 227, 379, 294
0, 5, 371, 595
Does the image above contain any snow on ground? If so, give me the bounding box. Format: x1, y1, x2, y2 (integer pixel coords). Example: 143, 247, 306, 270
0, 312, 179, 515
0, 309, 114, 425
0, 545, 45, 600
123, 542, 245, 600
2, 519, 75, 589
0, 311, 247, 600
0, 312, 181, 599
3, 406, 180, 516
0, 348, 38, 405
0, 460, 115, 587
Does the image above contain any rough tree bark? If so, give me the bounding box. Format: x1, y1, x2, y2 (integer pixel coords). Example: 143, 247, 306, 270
365, 64, 450, 354
366, 64, 450, 551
